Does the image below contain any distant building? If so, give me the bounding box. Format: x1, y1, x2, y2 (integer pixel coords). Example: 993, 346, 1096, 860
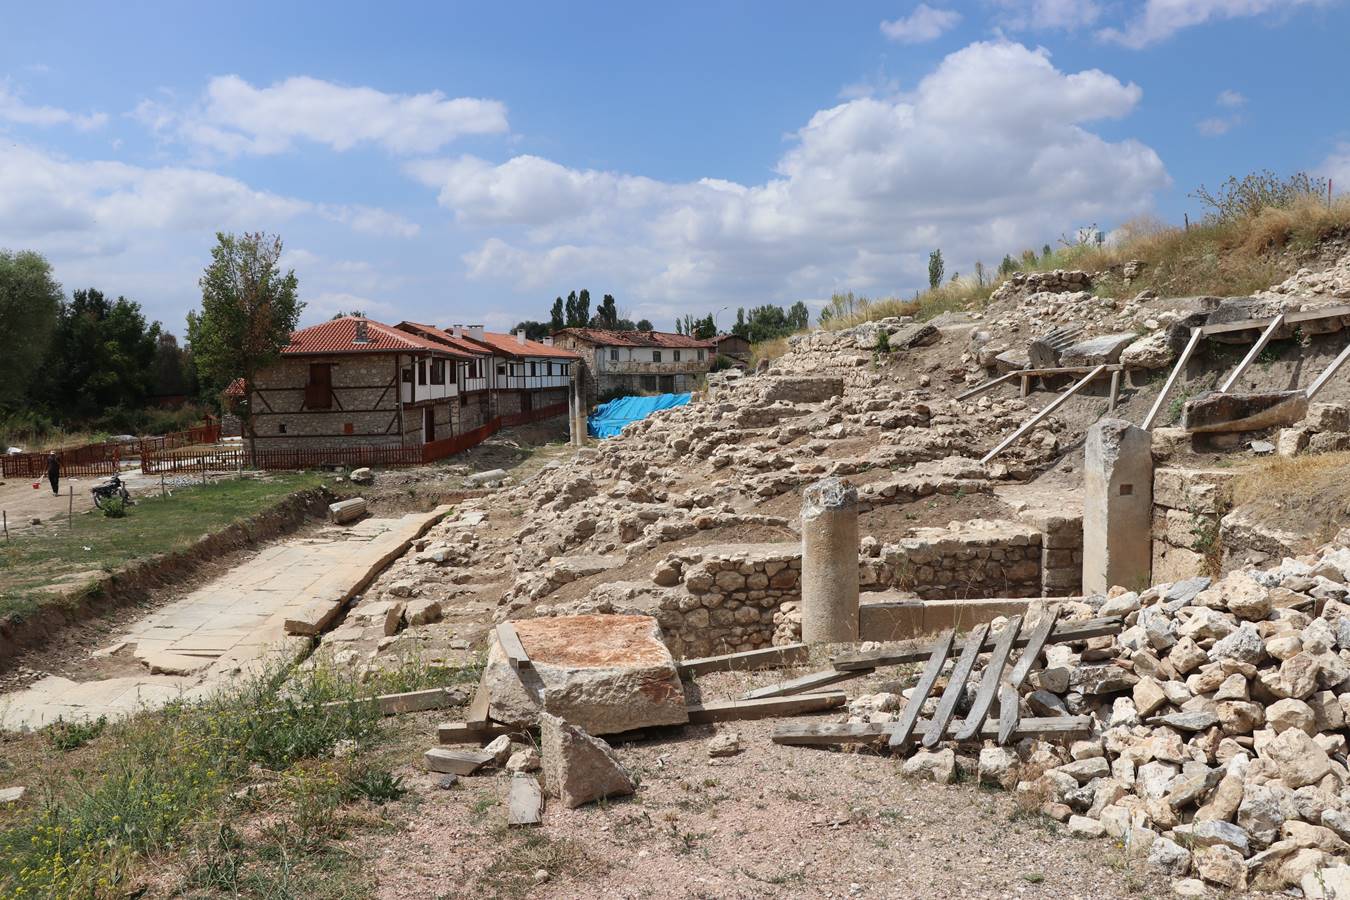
451, 326, 579, 416
714, 333, 752, 365
551, 328, 716, 399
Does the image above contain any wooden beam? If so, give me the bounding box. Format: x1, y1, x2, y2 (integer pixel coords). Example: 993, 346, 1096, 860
953, 616, 1022, 741
437, 720, 513, 743
1002, 608, 1060, 691
507, 775, 544, 827
687, 691, 846, 724
996, 683, 1021, 747
678, 643, 809, 678
922, 624, 989, 749
740, 667, 872, 701
771, 715, 1094, 747
1306, 342, 1350, 399
318, 686, 461, 717
1219, 313, 1284, 393
980, 365, 1107, 464
1200, 304, 1350, 337
832, 615, 1121, 671
1142, 327, 1203, 431
887, 629, 954, 753
1108, 369, 1121, 411
955, 372, 1017, 401
496, 623, 532, 670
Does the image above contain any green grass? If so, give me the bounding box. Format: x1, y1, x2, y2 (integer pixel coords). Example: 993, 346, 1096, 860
0, 472, 326, 621
0, 656, 468, 898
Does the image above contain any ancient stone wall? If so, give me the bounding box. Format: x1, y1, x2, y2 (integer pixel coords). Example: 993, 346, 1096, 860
1150, 466, 1235, 583
251, 355, 407, 449
1019, 510, 1083, 597
887, 520, 1043, 601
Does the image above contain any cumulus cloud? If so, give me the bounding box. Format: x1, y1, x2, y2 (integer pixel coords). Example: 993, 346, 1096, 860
0, 80, 107, 131
1196, 89, 1247, 136
880, 5, 962, 43
319, 204, 421, 238
1099, 0, 1330, 49
411, 41, 1168, 319
135, 75, 509, 157
1217, 89, 1247, 108
990, 0, 1103, 30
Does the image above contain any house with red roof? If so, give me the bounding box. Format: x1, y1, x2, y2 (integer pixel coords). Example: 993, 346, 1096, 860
551, 328, 716, 399
246, 316, 480, 450
450, 325, 580, 416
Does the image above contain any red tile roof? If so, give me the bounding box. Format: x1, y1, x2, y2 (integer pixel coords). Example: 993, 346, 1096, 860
283, 317, 465, 357
222, 377, 245, 397
396, 322, 492, 358
461, 330, 581, 360
552, 327, 716, 349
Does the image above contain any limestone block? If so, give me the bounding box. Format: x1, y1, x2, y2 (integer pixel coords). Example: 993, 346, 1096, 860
328, 497, 367, 524
1182, 390, 1310, 434
540, 713, 636, 808
1083, 419, 1152, 594
1059, 332, 1138, 366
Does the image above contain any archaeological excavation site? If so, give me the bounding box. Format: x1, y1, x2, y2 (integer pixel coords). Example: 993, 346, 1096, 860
11, 246, 1350, 898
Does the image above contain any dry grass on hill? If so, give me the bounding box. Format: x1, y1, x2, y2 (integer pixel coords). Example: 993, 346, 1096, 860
1232, 450, 1350, 543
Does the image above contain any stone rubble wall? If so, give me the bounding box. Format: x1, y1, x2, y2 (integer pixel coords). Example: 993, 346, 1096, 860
1020, 510, 1084, 597
649, 520, 1045, 657
1151, 467, 1237, 584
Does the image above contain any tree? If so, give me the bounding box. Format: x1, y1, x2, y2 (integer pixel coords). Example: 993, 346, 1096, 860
152, 332, 196, 399
0, 249, 61, 408
1042, 244, 1052, 259
692, 314, 716, 340
975, 261, 986, 287
732, 307, 748, 339
330, 309, 365, 319
636, 318, 653, 331
563, 289, 592, 328
998, 254, 1017, 277
786, 301, 809, 331
577, 289, 591, 327
549, 296, 565, 332
187, 232, 303, 463
928, 249, 944, 290
593, 293, 619, 329
34, 288, 162, 419
512, 320, 551, 340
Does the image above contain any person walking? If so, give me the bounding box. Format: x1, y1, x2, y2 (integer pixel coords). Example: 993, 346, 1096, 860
46, 451, 60, 496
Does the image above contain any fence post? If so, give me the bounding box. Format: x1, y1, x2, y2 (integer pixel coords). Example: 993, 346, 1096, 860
68, 484, 73, 529
3, 510, 8, 541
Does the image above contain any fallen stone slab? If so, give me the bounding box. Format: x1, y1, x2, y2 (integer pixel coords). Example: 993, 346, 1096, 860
328, 497, 367, 525
1182, 390, 1310, 434
424, 747, 495, 776
480, 614, 689, 736
465, 468, 508, 485
508, 775, 544, 827
0, 786, 24, 805
283, 596, 345, 636
540, 713, 636, 809
1059, 333, 1138, 367
140, 650, 212, 676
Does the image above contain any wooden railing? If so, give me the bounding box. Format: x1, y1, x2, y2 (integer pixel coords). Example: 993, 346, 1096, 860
1, 442, 122, 479
138, 402, 569, 473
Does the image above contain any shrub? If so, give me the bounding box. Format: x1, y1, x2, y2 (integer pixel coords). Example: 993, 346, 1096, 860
47, 715, 108, 751
1191, 170, 1330, 223
100, 496, 128, 518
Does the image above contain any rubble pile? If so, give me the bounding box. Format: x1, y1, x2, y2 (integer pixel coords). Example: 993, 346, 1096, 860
893, 539, 1350, 893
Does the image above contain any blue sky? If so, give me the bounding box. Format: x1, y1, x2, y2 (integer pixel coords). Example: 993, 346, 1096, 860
2, 1, 1348, 335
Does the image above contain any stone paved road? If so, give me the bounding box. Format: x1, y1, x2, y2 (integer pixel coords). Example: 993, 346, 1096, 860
0, 506, 449, 731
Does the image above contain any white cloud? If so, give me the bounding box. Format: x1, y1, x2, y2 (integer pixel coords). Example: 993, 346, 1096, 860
1324, 144, 1350, 192
1217, 89, 1246, 108
991, 0, 1103, 30
319, 205, 421, 238
135, 75, 509, 157
0, 81, 107, 131
1100, 0, 1330, 49
1196, 116, 1236, 136
881, 5, 963, 42
413, 41, 1167, 318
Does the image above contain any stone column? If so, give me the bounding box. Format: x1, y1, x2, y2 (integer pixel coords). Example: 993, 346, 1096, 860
1083, 418, 1153, 594
800, 477, 860, 644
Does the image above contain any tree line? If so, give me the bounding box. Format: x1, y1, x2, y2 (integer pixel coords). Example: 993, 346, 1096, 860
513, 289, 654, 340
0, 249, 203, 439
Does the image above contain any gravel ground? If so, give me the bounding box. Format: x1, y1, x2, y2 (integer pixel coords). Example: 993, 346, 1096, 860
366, 670, 1181, 900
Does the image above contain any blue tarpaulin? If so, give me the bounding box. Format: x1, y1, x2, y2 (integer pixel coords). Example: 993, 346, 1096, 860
588, 393, 691, 438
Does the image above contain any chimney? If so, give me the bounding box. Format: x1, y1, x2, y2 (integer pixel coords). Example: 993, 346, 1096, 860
516, 330, 527, 345
541, 336, 554, 346
452, 324, 463, 339
353, 319, 369, 344
468, 324, 485, 341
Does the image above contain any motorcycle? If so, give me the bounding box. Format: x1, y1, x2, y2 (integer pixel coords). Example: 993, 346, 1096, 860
92, 473, 133, 510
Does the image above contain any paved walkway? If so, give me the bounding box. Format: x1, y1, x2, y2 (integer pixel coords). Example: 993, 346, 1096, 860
0, 506, 449, 731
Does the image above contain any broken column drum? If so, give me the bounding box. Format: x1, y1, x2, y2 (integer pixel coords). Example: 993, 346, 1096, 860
800, 477, 860, 644
1082, 419, 1152, 594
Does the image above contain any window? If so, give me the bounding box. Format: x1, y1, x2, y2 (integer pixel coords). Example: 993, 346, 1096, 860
497, 363, 507, 377
652, 350, 662, 363
697, 349, 706, 362
641, 375, 657, 391
561, 363, 569, 377
430, 359, 445, 385
401, 367, 412, 383
530, 362, 537, 377
278, 423, 287, 434
306, 363, 332, 409
343, 422, 354, 435
673, 350, 682, 362
417, 360, 427, 386
610, 348, 619, 361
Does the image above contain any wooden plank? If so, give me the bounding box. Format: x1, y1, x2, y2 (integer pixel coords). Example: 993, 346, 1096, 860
996, 683, 1021, 746
921, 623, 989, 749
496, 622, 532, 670
740, 667, 872, 701
832, 614, 1120, 671
1142, 327, 1203, 430
507, 775, 543, 827
953, 616, 1023, 741
1108, 369, 1121, 411
957, 365, 1126, 402
956, 372, 1018, 401
981, 365, 1107, 464
1219, 313, 1284, 393
319, 686, 458, 716
887, 629, 955, 753
688, 691, 846, 724
424, 747, 495, 775
1306, 341, 1350, 399
437, 720, 514, 743
1003, 607, 1060, 691
678, 643, 809, 678
1200, 304, 1350, 337
771, 715, 1093, 746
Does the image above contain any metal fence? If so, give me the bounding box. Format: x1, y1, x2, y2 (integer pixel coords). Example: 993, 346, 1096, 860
1, 442, 122, 479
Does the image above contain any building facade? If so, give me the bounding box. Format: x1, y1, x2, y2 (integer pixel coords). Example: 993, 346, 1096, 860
551, 328, 716, 400
408, 324, 579, 417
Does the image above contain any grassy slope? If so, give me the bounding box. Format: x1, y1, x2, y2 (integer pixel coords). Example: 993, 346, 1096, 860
0, 472, 325, 620
751, 196, 1350, 360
